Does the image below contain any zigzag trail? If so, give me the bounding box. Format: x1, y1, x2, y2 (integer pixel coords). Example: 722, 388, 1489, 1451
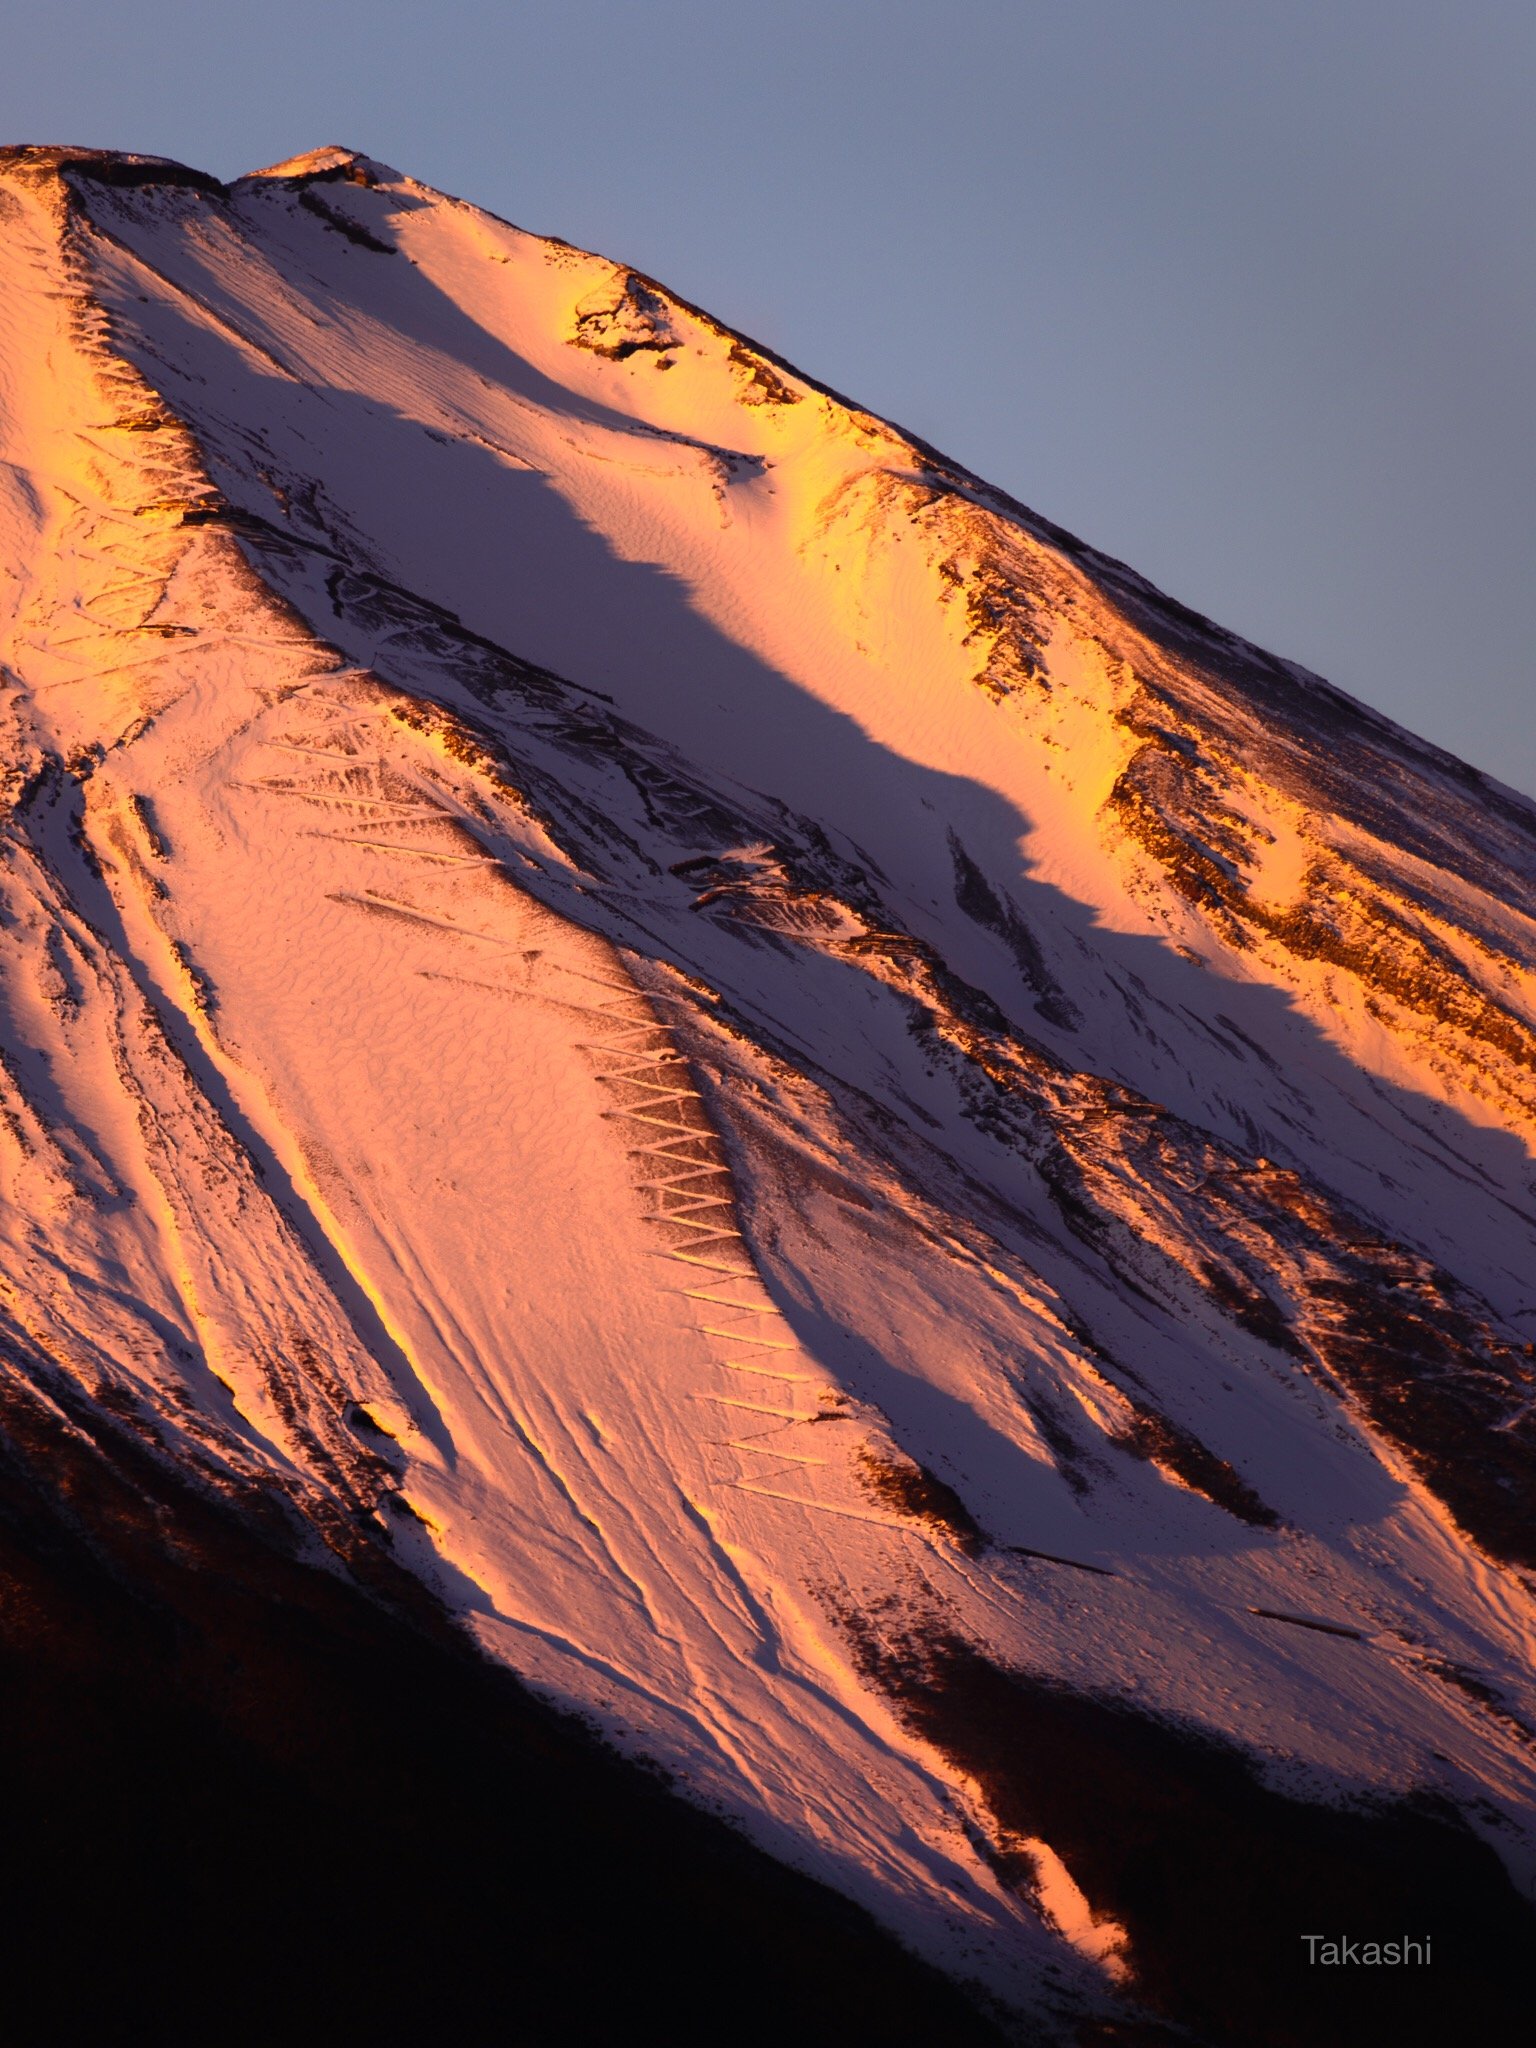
557, 968, 849, 1483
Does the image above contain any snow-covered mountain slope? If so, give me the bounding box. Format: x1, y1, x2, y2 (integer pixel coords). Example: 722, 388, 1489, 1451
2, 143, 1534, 2043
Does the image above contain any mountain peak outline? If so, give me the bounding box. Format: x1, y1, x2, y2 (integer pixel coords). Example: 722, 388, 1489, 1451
2, 142, 1533, 2045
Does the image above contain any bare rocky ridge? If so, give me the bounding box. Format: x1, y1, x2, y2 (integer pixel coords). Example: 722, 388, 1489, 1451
2, 143, 1535, 2043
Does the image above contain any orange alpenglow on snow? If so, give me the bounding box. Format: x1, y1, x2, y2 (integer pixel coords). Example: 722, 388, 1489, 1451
1, 144, 1534, 2044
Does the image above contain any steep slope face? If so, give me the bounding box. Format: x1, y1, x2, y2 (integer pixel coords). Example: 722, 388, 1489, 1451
2, 144, 1534, 2043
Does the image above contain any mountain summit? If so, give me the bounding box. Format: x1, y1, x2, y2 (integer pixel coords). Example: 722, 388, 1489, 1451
2, 145, 1534, 2043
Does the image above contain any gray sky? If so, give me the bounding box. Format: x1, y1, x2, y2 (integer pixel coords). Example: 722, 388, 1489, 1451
6, 0, 1531, 792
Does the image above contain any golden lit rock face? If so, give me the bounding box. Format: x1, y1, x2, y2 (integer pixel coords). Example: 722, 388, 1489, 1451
2, 144, 1535, 2039
1101, 678, 1536, 1129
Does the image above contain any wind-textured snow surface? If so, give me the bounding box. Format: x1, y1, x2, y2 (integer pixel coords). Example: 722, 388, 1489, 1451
3, 144, 1535, 2043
